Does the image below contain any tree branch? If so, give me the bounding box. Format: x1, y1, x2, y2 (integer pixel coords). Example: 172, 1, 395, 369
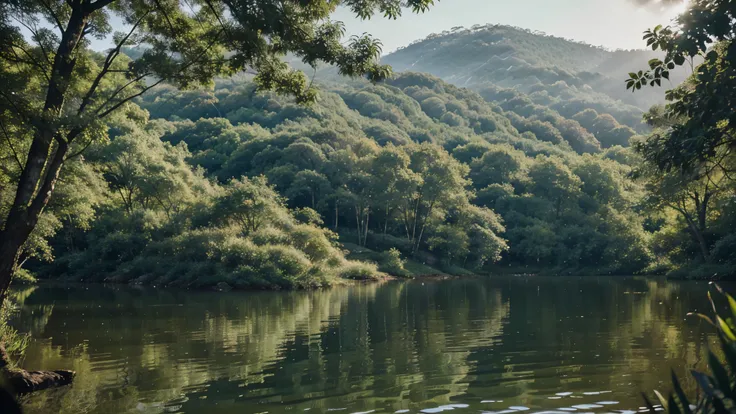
0, 120, 23, 171
37, 0, 65, 34
97, 78, 165, 119
153, 0, 178, 38
77, 9, 151, 115
86, 0, 117, 12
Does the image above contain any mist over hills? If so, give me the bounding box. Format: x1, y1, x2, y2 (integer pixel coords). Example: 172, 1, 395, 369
382, 24, 687, 113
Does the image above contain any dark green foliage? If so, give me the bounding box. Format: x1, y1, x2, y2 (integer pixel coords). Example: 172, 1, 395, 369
626, 0, 736, 279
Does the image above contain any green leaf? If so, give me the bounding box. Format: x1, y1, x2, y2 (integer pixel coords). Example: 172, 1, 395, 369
671, 370, 692, 414
708, 351, 730, 393
674, 54, 686, 65
668, 394, 682, 414
717, 316, 736, 340
662, 71, 670, 80
653, 390, 668, 409
691, 370, 715, 397
629, 72, 638, 80
642, 393, 657, 414
717, 332, 736, 379
714, 285, 736, 323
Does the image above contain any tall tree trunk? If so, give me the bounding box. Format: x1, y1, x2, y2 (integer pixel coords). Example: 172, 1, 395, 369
334, 204, 339, 230
355, 207, 362, 246
690, 223, 710, 263
413, 201, 434, 255
363, 211, 370, 247
0, 6, 86, 305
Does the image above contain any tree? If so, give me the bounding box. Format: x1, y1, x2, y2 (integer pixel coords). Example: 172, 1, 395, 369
0, 0, 436, 302
286, 170, 331, 210
214, 176, 283, 236
399, 143, 471, 254
625, 0, 736, 173
369, 144, 419, 237
528, 156, 582, 219
92, 130, 208, 216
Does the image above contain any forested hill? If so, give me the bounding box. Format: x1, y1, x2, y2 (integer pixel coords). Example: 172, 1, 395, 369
381, 24, 690, 131
122, 72, 652, 276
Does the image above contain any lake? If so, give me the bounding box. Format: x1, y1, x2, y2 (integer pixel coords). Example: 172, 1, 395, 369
12, 277, 718, 414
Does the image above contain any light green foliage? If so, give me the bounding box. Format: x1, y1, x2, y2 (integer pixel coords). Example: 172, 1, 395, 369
41, 124, 376, 289
528, 156, 582, 218
378, 248, 407, 276
0, 299, 29, 369
99, 71, 656, 276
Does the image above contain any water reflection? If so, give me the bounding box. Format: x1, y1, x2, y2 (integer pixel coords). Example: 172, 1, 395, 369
12, 277, 717, 414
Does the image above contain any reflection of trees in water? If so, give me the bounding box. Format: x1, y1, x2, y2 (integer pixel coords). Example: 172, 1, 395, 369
17, 282, 510, 413
461, 277, 714, 406
14, 278, 716, 414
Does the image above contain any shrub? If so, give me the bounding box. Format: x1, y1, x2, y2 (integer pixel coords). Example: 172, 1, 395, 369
378, 248, 409, 277
338, 261, 381, 281
0, 299, 30, 369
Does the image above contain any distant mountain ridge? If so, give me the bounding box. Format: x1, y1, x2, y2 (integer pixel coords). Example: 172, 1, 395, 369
382, 24, 689, 130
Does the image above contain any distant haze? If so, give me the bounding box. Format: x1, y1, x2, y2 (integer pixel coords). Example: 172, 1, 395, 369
21, 0, 685, 54
334, 0, 685, 54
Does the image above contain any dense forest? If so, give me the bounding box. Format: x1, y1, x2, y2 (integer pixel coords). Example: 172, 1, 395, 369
1, 0, 735, 296
4, 24, 735, 292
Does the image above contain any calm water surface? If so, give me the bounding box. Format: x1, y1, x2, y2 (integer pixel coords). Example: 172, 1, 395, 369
11, 277, 720, 414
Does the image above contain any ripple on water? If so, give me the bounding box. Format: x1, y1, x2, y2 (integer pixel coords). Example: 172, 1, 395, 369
556, 393, 574, 396
571, 405, 603, 410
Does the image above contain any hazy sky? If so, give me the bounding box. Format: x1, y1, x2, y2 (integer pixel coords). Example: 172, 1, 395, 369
333, 0, 685, 54
23, 0, 685, 54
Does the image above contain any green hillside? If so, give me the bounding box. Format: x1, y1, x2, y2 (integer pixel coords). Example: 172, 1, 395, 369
382, 25, 692, 131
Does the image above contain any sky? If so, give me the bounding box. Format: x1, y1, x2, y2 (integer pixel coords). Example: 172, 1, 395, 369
23, 0, 686, 54
332, 0, 686, 54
